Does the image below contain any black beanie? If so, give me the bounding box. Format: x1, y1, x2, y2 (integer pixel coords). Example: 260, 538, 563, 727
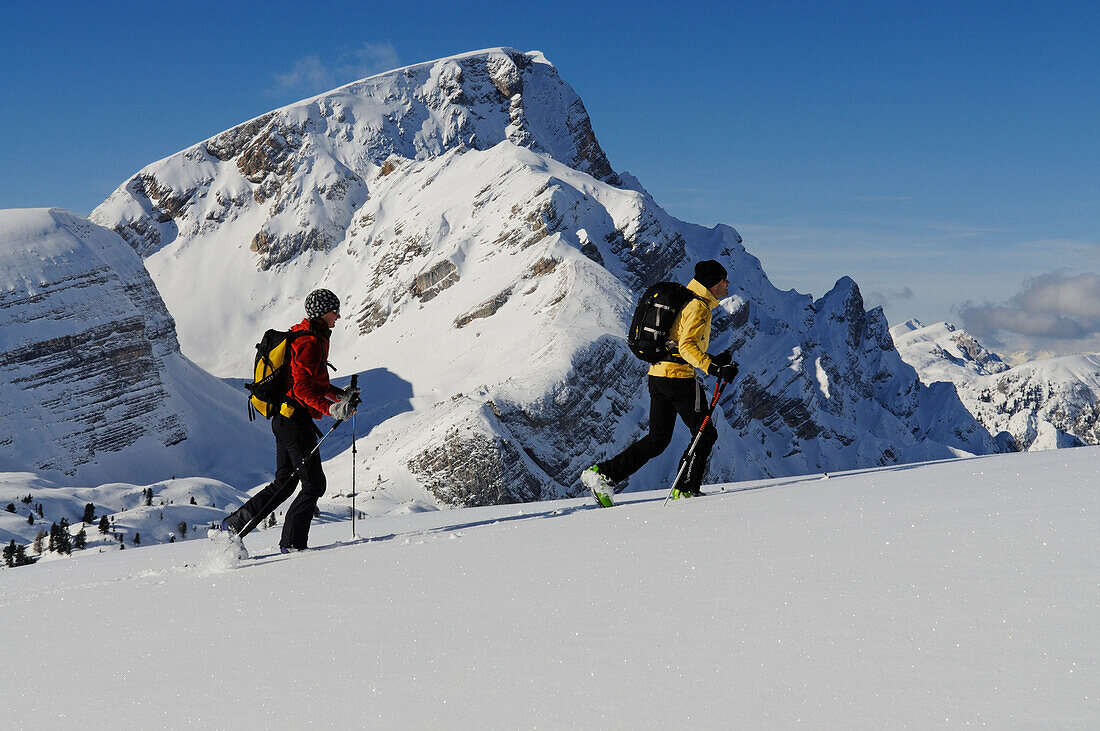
694, 260, 728, 289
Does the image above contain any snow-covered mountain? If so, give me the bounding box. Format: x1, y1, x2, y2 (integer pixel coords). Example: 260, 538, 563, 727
0, 208, 270, 486
889, 319, 1010, 382
88, 48, 996, 504
892, 319, 1100, 450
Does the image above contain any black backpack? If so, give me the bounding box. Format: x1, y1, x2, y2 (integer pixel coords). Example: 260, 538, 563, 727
626, 282, 703, 364
245, 329, 313, 420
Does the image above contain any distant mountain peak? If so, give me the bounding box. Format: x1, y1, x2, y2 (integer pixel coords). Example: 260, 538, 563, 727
893, 319, 1099, 450
96, 48, 618, 274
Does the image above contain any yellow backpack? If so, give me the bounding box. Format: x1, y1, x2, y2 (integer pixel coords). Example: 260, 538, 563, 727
245, 329, 312, 420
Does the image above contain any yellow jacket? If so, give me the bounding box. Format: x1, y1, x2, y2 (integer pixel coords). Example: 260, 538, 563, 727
648, 279, 720, 379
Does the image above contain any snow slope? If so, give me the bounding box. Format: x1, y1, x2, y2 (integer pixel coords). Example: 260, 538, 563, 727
2, 448, 1096, 727
0, 471, 252, 549
893, 320, 1100, 450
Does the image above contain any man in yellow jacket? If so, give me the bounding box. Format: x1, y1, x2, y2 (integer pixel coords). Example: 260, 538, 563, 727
582, 260, 738, 504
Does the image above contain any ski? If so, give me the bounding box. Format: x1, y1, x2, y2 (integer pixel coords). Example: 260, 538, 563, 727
581, 465, 614, 507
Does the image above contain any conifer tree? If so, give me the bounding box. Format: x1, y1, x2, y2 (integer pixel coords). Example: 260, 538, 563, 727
82, 503, 96, 524
4, 503, 14, 513
98, 515, 110, 534
33, 530, 47, 554
74, 527, 87, 550
14, 544, 34, 566
48, 520, 72, 555
56, 518, 72, 555
5, 541, 34, 567
133, 532, 140, 545
177, 521, 188, 538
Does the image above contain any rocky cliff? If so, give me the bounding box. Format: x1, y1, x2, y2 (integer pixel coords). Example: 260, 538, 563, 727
0, 208, 269, 486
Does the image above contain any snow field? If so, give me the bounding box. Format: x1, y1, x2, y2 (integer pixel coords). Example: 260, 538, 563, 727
2, 447, 1096, 728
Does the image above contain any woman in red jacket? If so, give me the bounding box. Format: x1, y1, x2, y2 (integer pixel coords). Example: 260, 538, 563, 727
221, 289, 358, 552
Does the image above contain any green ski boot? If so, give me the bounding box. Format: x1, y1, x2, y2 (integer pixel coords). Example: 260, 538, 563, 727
581, 465, 615, 508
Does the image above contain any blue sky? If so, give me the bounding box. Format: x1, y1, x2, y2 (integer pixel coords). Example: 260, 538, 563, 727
1, 0, 1097, 356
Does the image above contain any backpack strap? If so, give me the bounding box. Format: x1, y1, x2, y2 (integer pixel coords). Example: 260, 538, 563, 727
664, 293, 708, 364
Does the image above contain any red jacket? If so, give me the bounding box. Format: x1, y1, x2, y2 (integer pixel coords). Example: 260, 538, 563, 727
286, 319, 343, 419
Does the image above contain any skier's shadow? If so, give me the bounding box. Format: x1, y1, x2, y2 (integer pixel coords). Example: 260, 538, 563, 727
238, 502, 596, 565
350, 472, 821, 546
251, 476, 816, 561
243, 454, 997, 566
354, 502, 597, 546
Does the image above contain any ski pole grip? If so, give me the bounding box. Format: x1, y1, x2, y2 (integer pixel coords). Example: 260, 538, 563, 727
349, 374, 361, 408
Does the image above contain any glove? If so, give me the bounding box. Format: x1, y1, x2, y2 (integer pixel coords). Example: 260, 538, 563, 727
330, 393, 358, 420
707, 358, 738, 382
709, 350, 733, 367
341, 385, 362, 400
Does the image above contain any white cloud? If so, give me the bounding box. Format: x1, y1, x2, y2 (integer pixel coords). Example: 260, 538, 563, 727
274, 55, 334, 93
959, 271, 1100, 350
271, 43, 401, 96
343, 43, 401, 78
865, 285, 915, 311
735, 220, 1098, 355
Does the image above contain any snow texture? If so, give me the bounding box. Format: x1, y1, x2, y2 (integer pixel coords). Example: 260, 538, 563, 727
2, 447, 1097, 727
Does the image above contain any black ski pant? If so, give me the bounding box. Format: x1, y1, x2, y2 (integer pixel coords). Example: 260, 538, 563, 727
225, 412, 327, 548
598, 375, 717, 492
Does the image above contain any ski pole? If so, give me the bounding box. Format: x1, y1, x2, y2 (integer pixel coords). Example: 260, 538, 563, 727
351, 409, 358, 539
236, 376, 361, 539
663, 378, 727, 506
